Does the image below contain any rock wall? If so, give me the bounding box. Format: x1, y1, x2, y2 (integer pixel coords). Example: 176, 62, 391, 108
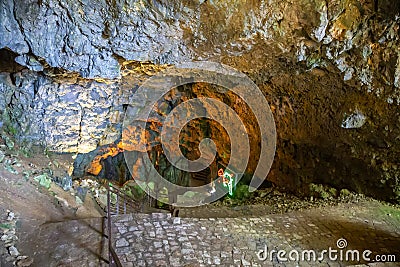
0, 58, 173, 153
0, 0, 399, 202
0, 70, 121, 152
0, 0, 399, 89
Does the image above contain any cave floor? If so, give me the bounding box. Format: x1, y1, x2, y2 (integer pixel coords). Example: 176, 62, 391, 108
112, 200, 400, 267
0, 149, 399, 267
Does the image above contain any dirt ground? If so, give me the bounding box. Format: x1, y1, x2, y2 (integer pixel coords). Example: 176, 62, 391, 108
0, 143, 106, 267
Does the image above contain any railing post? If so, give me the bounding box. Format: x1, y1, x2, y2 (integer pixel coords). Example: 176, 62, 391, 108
116, 194, 119, 215
106, 182, 136, 267
107, 183, 113, 266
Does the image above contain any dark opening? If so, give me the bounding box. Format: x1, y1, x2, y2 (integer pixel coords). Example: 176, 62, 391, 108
0, 48, 26, 72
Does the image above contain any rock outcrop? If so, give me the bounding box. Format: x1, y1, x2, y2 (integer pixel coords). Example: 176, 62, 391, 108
0, 0, 399, 202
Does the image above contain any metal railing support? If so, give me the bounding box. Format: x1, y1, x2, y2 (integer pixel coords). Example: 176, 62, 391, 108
106, 183, 123, 267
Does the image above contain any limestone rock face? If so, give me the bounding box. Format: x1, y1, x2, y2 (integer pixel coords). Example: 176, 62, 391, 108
0, 0, 395, 82
0, 0, 398, 95
0, 70, 125, 153
1, 0, 194, 78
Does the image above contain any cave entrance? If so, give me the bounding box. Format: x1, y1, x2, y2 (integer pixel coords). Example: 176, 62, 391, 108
72, 82, 261, 210
72, 141, 226, 211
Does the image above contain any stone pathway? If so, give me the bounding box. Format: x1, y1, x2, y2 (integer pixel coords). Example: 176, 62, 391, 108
112, 200, 400, 266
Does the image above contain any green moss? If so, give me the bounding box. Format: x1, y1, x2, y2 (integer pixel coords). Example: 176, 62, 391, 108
122, 183, 145, 200
43, 147, 53, 158
6, 125, 17, 136
321, 191, 331, 200
310, 183, 339, 200
328, 187, 338, 197
34, 174, 52, 189
340, 188, 351, 198
235, 185, 251, 200
0, 223, 12, 229
3, 135, 14, 149
2, 112, 18, 136
378, 205, 400, 223
19, 142, 33, 157
157, 200, 168, 209
394, 186, 400, 203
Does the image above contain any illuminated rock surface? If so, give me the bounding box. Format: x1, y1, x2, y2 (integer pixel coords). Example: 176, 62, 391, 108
0, 1, 400, 202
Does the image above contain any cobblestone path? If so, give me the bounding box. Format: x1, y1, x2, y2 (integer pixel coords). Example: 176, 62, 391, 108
112, 200, 400, 267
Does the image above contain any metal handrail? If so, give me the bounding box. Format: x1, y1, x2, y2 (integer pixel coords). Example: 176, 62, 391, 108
106, 183, 123, 267
105, 182, 141, 267
108, 189, 142, 215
